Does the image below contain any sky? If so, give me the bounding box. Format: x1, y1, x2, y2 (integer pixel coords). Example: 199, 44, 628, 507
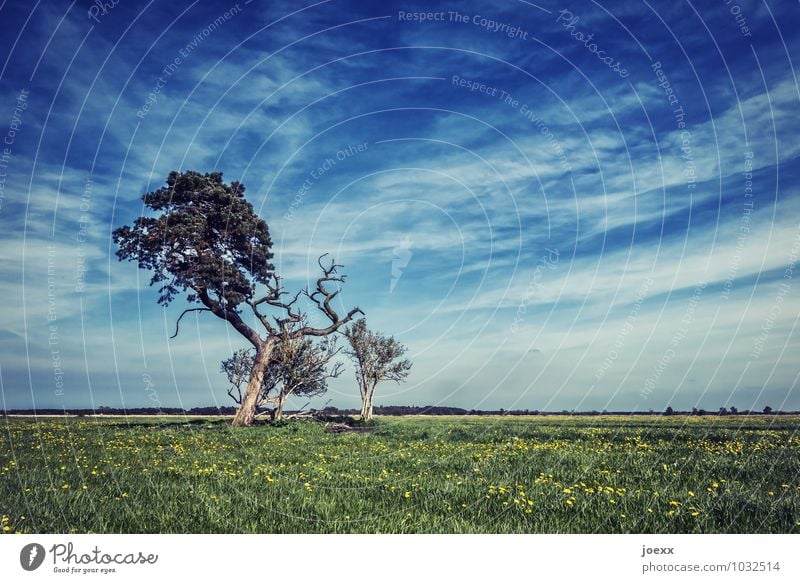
0, 0, 798, 413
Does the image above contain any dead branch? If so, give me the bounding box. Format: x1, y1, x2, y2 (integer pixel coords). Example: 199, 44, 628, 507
170, 307, 212, 338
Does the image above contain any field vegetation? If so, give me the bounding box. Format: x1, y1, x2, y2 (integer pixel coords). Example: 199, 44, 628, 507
1, 415, 798, 533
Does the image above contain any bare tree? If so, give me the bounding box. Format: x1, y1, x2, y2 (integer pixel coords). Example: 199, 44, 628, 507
222, 348, 252, 406
221, 332, 343, 421
344, 319, 412, 421
271, 333, 343, 420
221, 348, 279, 411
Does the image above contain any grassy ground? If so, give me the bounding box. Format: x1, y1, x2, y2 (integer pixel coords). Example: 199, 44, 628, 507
1, 414, 799, 533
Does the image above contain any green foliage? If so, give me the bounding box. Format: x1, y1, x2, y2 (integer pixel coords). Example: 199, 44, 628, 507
220, 336, 342, 409
345, 319, 412, 386
345, 319, 412, 420
113, 171, 273, 308
220, 348, 279, 406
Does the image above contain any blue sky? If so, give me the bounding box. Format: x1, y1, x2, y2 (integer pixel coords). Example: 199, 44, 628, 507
0, 0, 798, 412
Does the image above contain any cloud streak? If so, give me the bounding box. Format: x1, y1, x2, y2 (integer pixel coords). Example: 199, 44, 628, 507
0, 0, 798, 412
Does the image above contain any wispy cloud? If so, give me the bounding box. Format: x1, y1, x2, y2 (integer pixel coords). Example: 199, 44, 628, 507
0, 0, 798, 411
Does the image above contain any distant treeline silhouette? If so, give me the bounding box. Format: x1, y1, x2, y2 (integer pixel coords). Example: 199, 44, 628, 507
2, 405, 797, 416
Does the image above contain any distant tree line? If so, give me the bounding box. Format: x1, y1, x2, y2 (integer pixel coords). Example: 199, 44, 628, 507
0, 406, 239, 416
3, 405, 796, 417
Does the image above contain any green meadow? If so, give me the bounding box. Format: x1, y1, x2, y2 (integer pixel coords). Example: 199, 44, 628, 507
1, 415, 799, 533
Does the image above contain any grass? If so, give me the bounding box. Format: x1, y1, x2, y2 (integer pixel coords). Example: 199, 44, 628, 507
1, 414, 799, 533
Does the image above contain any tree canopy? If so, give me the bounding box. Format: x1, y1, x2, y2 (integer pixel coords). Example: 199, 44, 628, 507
345, 319, 412, 420
222, 334, 342, 419
113, 170, 274, 310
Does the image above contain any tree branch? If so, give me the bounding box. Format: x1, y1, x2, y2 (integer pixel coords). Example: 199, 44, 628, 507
227, 384, 243, 405
300, 306, 364, 337
251, 274, 307, 332
246, 299, 276, 335
306, 254, 346, 323
170, 307, 212, 338
197, 287, 263, 348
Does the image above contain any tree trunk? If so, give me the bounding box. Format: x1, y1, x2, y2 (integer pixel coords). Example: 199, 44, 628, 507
273, 392, 287, 421
231, 342, 273, 427
360, 385, 375, 421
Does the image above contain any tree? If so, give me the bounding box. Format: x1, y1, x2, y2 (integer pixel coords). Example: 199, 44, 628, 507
221, 348, 279, 411
272, 333, 343, 419
221, 334, 343, 420
344, 319, 412, 421
113, 171, 362, 426
763, 405, 773, 414
664, 406, 674, 416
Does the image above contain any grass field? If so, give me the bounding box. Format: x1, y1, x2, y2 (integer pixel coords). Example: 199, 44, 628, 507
1, 415, 799, 533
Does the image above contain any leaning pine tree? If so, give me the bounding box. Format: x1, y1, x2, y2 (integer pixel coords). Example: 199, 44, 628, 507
113, 170, 362, 426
